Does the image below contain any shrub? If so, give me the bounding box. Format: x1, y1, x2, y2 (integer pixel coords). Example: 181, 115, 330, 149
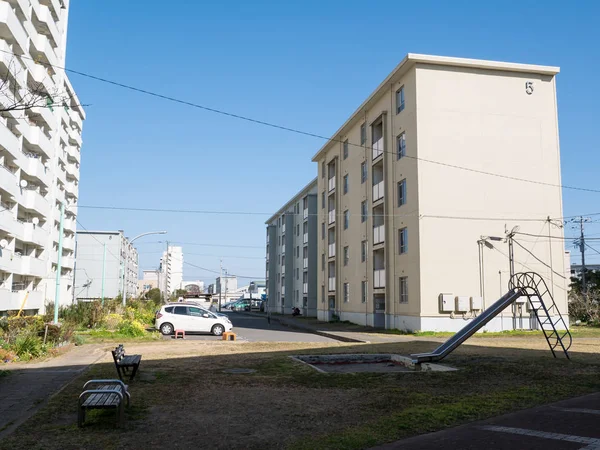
0, 348, 16, 362
13, 333, 43, 359
73, 334, 86, 346
117, 320, 146, 338
104, 314, 123, 330
569, 292, 600, 325
60, 301, 105, 329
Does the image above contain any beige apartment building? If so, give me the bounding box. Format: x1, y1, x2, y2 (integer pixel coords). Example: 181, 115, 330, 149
312, 54, 568, 331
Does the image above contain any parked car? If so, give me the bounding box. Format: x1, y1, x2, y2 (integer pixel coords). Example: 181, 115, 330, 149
230, 300, 251, 312
155, 303, 233, 336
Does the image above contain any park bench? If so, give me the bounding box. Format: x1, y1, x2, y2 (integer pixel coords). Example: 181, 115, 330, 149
78, 379, 130, 428
111, 344, 142, 381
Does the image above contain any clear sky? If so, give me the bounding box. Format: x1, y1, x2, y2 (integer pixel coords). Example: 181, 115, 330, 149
66, 0, 600, 283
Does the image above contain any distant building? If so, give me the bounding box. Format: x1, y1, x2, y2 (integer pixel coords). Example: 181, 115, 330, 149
207, 284, 215, 294
182, 280, 205, 296
159, 246, 183, 296
138, 270, 159, 295
75, 231, 138, 300
216, 276, 237, 294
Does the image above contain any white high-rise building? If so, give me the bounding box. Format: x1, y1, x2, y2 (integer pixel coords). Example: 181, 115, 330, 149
0, 0, 85, 315
159, 246, 183, 296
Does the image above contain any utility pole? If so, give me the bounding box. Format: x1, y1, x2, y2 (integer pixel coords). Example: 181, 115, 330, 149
573, 217, 591, 294
101, 242, 106, 306
224, 269, 229, 311
165, 240, 170, 301
219, 259, 222, 312
53, 202, 64, 324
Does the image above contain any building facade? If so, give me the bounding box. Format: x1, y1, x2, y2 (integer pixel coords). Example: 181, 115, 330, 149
138, 269, 159, 295
0, 0, 85, 314
159, 245, 183, 296
266, 178, 318, 316
312, 54, 568, 331
74, 231, 138, 300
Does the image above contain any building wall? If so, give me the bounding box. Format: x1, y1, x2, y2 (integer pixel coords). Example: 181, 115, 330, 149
159, 245, 184, 295
0, 0, 85, 314
313, 55, 566, 331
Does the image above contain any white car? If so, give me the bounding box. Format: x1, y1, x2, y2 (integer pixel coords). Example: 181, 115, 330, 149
155, 304, 233, 336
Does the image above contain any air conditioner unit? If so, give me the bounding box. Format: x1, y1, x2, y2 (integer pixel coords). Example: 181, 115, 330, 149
470, 296, 483, 310
439, 294, 454, 312
455, 296, 470, 312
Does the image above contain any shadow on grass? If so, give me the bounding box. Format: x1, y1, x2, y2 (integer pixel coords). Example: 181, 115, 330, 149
1, 337, 600, 450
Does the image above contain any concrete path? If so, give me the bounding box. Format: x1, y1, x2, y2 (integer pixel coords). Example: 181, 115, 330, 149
0, 344, 106, 438
372, 392, 600, 450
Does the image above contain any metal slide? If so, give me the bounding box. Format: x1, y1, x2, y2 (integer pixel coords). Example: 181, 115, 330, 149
411, 290, 522, 364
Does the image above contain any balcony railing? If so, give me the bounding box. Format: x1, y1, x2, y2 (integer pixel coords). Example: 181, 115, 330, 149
0, 3, 29, 54
328, 209, 335, 225
24, 223, 47, 246
372, 138, 383, 160
328, 176, 335, 192
22, 255, 46, 277
281, 265, 285, 275
303, 258, 308, 269
328, 243, 335, 258
303, 233, 308, 244
374, 269, 386, 288
328, 277, 336, 292
373, 181, 384, 202
303, 283, 308, 294
0, 164, 18, 197
303, 209, 308, 220
373, 224, 385, 245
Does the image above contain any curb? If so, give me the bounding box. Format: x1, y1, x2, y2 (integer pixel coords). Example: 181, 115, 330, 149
238, 311, 368, 344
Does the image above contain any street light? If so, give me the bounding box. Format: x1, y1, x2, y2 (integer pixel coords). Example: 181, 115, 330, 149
122, 231, 167, 306
477, 236, 504, 311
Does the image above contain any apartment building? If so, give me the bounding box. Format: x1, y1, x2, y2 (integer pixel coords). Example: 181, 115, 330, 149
138, 269, 159, 295
159, 245, 183, 296
0, 0, 85, 314
312, 54, 567, 331
74, 231, 138, 300
266, 178, 318, 316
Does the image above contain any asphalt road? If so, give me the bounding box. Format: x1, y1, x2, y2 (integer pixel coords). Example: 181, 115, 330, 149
161, 306, 335, 343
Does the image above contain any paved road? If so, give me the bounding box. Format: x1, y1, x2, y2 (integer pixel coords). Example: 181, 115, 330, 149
162, 309, 336, 343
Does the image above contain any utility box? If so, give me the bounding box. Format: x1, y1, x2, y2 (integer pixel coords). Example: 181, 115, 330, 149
470, 296, 483, 310
515, 295, 527, 304
455, 296, 470, 312
439, 294, 454, 312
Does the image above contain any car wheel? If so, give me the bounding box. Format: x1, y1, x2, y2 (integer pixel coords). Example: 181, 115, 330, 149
212, 324, 225, 336
160, 323, 174, 335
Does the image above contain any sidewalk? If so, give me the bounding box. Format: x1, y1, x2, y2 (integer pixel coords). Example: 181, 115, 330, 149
240, 311, 431, 344
0, 343, 106, 438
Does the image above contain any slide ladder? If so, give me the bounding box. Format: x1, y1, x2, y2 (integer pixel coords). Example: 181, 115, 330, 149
509, 272, 572, 359
411, 271, 571, 364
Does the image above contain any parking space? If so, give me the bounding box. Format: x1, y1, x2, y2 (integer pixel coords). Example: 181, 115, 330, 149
374, 393, 600, 450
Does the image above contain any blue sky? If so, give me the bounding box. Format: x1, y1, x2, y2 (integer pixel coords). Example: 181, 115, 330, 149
66, 0, 600, 282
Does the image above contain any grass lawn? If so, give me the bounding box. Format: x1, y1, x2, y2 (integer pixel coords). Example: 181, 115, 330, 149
1, 336, 600, 450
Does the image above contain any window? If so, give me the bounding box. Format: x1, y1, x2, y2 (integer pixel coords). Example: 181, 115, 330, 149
296, 245, 299, 258
344, 210, 349, 229
361, 281, 367, 303
321, 222, 325, 240
361, 240, 367, 262
321, 285, 325, 303
164, 306, 174, 313
343, 139, 349, 159
322, 161, 325, 178
399, 277, 408, 303
343, 282, 350, 303
278, 217, 281, 227
322, 191, 325, 209
278, 236, 281, 246
361, 201, 367, 223
398, 179, 406, 207
343, 174, 349, 194
173, 306, 187, 315
343, 246, 349, 266
296, 202, 300, 214
360, 123, 366, 145
296, 268, 299, 280
295, 290, 299, 303
396, 86, 405, 113
399, 227, 408, 254
397, 132, 406, 159
361, 162, 367, 184
296, 224, 300, 236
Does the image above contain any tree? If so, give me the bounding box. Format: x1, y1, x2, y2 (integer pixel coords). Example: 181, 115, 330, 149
569, 270, 600, 294
145, 288, 162, 304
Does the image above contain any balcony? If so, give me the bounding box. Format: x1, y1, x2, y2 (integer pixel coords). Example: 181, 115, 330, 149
303, 233, 308, 244
66, 162, 78, 179
56, 166, 66, 184
63, 217, 75, 232
281, 223, 285, 234
303, 208, 308, 220
68, 127, 82, 148
328, 277, 336, 292
0, 164, 18, 197
67, 145, 80, 163
62, 235, 75, 250
0, 3, 29, 55
21, 189, 50, 217
61, 255, 74, 268
303, 258, 308, 269
281, 265, 285, 275
303, 283, 308, 295
328, 243, 335, 258
22, 255, 46, 277
372, 137, 383, 160
0, 249, 21, 273
281, 245, 285, 256
0, 208, 23, 237
373, 181, 384, 202
28, 61, 55, 96
0, 39, 26, 88
21, 153, 50, 186
31, 2, 60, 48
65, 180, 77, 195
373, 224, 385, 245
328, 176, 335, 192
55, 185, 65, 203
0, 120, 20, 160
31, 31, 58, 70
0, 289, 44, 310
281, 286, 285, 296
69, 111, 83, 133
23, 222, 47, 246
20, 123, 54, 158
328, 209, 335, 225
373, 269, 386, 288
40, 0, 62, 20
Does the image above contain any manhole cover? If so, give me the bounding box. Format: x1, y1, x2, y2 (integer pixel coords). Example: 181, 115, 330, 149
223, 368, 256, 374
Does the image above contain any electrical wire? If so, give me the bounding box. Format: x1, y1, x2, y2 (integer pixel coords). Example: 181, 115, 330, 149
2, 47, 599, 195
512, 239, 566, 280
183, 261, 262, 279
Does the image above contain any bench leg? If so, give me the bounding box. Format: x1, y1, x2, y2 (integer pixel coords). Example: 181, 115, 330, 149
78, 407, 85, 428
129, 363, 139, 381
116, 366, 123, 381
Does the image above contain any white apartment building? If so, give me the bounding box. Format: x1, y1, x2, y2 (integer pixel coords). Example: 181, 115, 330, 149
159, 245, 183, 296
0, 0, 84, 314
266, 178, 318, 316
138, 269, 159, 295
74, 231, 138, 300
312, 54, 567, 331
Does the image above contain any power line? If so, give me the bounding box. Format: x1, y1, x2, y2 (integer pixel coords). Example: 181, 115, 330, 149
512, 239, 566, 280
3, 48, 600, 196
183, 261, 262, 279
514, 231, 600, 241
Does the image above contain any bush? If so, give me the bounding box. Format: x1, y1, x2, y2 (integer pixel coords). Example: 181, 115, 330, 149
117, 320, 146, 338
13, 333, 43, 360
569, 292, 600, 325
104, 314, 123, 330
0, 348, 16, 362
